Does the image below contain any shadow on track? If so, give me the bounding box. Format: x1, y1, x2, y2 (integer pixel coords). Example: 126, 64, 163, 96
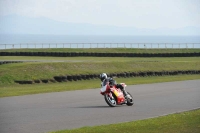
73, 105, 123, 108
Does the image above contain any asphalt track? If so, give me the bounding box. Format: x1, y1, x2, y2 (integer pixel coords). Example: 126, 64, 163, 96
0, 80, 200, 133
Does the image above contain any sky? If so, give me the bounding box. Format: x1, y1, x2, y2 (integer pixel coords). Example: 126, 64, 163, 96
0, 0, 200, 29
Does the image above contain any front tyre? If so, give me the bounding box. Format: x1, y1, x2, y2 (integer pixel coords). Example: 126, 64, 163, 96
104, 93, 116, 107
126, 92, 134, 106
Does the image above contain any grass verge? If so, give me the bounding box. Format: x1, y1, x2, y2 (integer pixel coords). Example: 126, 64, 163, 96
0, 75, 200, 97
1, 56, 200, 62
1, 48, 200, 53
0, 57, 200, 84
50, 109, 200, 133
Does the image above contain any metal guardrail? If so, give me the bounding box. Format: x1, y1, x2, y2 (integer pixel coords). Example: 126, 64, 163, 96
0, 43, 200, 49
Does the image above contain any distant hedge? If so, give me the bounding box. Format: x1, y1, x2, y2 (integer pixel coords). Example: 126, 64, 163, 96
14, 70, 200, 84
1, 52, 200, 57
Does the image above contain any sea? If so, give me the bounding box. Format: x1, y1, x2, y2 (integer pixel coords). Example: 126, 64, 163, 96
0, 34, 200, 49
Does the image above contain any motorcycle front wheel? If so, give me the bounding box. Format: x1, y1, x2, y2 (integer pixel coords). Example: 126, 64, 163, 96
104, 93, 116, 107
126, 92, 134, 106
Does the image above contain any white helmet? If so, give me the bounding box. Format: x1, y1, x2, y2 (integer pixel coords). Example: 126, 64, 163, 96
100, 73, 107, 81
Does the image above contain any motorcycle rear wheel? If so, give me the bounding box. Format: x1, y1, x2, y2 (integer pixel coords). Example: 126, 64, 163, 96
104, 93, 117, 107
126, 92, 134, 106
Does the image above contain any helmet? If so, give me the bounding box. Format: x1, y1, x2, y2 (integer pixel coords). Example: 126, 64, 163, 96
100, 73, 107, 81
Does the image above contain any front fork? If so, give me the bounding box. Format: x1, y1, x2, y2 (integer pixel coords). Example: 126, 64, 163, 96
122, 87, 131, 100
122, 87, 128, 97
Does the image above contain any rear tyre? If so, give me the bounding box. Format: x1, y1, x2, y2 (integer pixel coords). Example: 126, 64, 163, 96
126, 92, 134, 106
104, 93, 116, 107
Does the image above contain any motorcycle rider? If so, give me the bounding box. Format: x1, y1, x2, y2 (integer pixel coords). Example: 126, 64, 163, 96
100, 73, 128, 97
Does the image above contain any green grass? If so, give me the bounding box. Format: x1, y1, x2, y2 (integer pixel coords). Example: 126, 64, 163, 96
1, 48, 200, 53
51, 109, 200, 133
0, 75, 200, 97
0, 57, 200, 85
1, 56, 200, 62
0, 56, 200, 97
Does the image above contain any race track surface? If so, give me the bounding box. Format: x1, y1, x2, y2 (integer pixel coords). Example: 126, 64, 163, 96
0, 80, 200, 133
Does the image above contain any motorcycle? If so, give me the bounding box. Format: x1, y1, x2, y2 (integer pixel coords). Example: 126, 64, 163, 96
100, 83, 134, 107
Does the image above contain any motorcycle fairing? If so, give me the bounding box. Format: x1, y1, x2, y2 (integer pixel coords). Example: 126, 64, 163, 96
111, 87, 125, 104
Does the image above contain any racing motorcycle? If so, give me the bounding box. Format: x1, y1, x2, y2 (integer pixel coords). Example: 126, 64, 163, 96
100, 83, 134, 107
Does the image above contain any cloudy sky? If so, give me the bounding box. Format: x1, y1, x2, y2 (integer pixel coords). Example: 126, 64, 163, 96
0, 0, 200, 29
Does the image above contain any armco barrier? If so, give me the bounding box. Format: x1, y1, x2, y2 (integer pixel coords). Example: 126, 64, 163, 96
14, 70, 200, 84
1, 52, 200, 57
